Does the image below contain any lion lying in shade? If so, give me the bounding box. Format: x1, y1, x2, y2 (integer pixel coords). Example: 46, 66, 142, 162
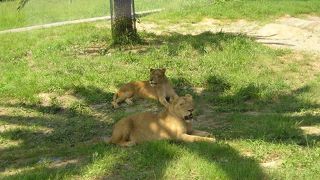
108, 94, 215, 146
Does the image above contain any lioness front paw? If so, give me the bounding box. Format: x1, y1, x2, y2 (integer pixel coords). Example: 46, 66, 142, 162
206, 137, 216, 142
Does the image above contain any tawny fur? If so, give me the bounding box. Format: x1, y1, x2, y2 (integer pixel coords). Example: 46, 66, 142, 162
108, 95, 215, 146
111, 68, 178, 108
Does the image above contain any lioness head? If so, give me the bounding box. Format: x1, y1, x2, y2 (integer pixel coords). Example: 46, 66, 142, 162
169, 94, 194, 121
149, 68, 166, 87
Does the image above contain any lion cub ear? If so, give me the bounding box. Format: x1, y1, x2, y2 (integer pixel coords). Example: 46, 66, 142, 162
161, 68, 166, 73
185, 94, 193, 100
150, 68, 155, 72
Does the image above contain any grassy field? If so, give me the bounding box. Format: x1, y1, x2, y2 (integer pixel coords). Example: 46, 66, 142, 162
2, 0, 320, 30
0, 0, 207, 31
0, 0, 182, 30
1, 0, 320, 179
147, 0, 320, 23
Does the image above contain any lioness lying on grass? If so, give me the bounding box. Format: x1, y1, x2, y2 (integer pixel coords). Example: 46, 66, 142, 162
108, 94, 215, 146
111, 68, 178, 108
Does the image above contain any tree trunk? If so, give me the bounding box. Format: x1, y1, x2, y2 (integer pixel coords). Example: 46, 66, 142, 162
112, 0, 136, 43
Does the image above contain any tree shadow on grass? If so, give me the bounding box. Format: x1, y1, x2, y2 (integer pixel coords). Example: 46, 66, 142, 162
159, 31, 226, 55
0, 86, 117, 176
213, 84, 320, 146
0, 83, 267, 179
116, 141, 265, 179
72, 85, 114, 104
106, 31, 251, 55
143, 31, 250, 55
173, 75, 320, 147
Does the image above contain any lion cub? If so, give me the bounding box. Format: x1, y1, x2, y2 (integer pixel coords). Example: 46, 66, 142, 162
108, 94, 215, 146
111, 68, 178, 108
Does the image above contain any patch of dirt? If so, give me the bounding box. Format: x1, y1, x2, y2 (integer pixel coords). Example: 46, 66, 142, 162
49, 158, 80, 168
192, 87, 205, 95
139, 18, 258, 36
0, 166, 35, 177
57, 94, 79, 108
0, 123, 54, 136
0, 106, 37, 117
0, 124, 23, 133
0, 140, 22, 150
139, 22, 162, 34
38, 92, 80, 108
72, 43, 108, 56
260, 152, 284, 169
256, 16, 320, 52
138, 15, 320, 53
241, 150, 254, 157
300, 126, 320, 136
260, 159, 283, 168
0, 107, 8, 116
38, 93, 57, 107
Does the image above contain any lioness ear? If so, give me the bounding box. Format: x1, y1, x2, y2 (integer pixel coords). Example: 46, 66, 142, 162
150, 68, 155, 72
185, 94, 193, 100
161, 68, 166, 73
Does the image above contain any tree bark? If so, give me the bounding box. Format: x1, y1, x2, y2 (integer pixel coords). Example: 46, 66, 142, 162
112, 0, 136, 43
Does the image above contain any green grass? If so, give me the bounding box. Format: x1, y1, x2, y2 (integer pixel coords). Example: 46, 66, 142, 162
1, 1, 320, 179
0, 0, 184, 30
2, 0, 320, 30
1, 20, 320, 179
147, 0, 320, 23
0, 0, 107, 30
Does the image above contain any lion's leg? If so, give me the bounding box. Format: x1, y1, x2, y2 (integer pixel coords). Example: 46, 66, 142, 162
112, 92, 133, 108
155, 89, 170, 107
178, 134, 215, 143
168, 89, 179, 103
165, 86, 179, 103
158, 96, 170, 107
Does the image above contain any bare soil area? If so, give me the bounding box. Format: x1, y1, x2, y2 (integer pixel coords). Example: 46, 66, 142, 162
138, 15, 320, 53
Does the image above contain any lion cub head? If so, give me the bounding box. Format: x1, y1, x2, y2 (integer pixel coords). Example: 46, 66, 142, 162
169, 94, 194, 121
149, 68, 167, 87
